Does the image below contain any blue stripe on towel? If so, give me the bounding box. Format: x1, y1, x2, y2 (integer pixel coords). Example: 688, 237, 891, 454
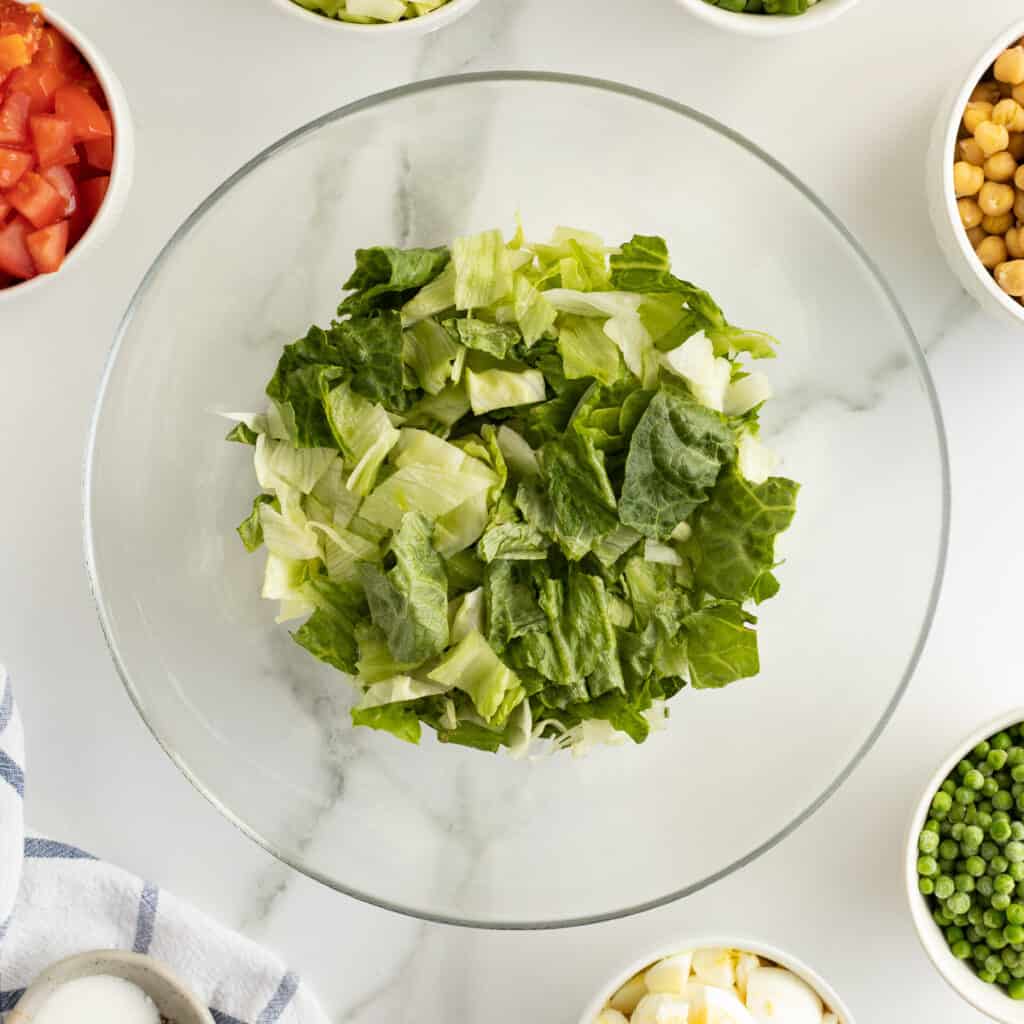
0, 678, 12, 734
0, 751, 23, 798
211, 1009, 248, 1024
23, 837, 95, 860
132, 882, 159, 955
257, 971, 299, 1024
0, 989, 24, 1012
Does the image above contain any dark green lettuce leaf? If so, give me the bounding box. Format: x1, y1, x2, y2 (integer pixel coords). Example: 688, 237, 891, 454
339, 246, 450, 317
484, 560, 547, 651
226, 421, 259, 445
351, 703, 422, 744
449, 318, 521, 359
292, 577, 366, 675
359, 511, 449, 663
326, 312, 409, 412
237, 494, 275, 552
685, 603, 759, 689
691, 467, 799, 602
620, 390, 735, 540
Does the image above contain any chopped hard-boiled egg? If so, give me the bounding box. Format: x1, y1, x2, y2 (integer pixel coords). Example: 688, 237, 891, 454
689, 985, 759, 1024
744, 967, 823, 1024
595, 949, 834, 1024
692, 949, 736, 990
645, 954, 695, 994
631, 994, 690, 1024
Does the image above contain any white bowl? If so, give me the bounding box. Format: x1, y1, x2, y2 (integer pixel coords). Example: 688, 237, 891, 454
7, 950, 213, 1024
926, 18, 1024, 329
577, 936, 855, 1024
673, 0, 861, 37
905, 707, 1024, 1024
0, 4, 134, 302
270, 0, 482, 36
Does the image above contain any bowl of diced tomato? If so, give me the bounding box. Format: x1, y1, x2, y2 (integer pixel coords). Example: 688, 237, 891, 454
0, 1, 132, 293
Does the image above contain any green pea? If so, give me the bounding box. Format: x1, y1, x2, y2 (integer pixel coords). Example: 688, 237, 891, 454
983, 841, 1000, 860
1000, 970, 1012, 985
978, 876, 995, 898
990, 749, 1010, 770
964, 825, 985, 849
1007, 903, 1024, 926
959, 759, 975, 777
994, 892, 1013, 911
919, 877, 935, 896
966, 769, 986, 790
1013, 966, 1024, 981
919, 830, 939, 854
957, 873, 977, 892
995, 732, 1013, 751
957, 787, 976, 806
1013, 765, 1024, 783
949, 803, 967, 824
1008, 842, 1024, 864
992, 820, 1013, 843
1004, 948, 1019, 967
986, 909, 1007, 928
952, 939, 973, 959
992, 855, 1011, 874
976, 741, 993, 759
1008, 925, 1024, 945
976, 943, 991, 960
1009, 748, 1024, 767
996, 874, 1016, 895
980, 969, 997, 984
967, 856, 987, 877
989, 930, 1009, 949
986, 954, 1004, 974
1012, 822, 1024, 841
942, 779, 958, 795
951, 823, 966, 841
1011, 978, 1024, 1000
968, 925, 983, 941
984, 779, 1000, 798
936, 876, 956, 900
949, 893, 972, 915
996, 792, 1015, 812
979, 810, 994, 827
1012, 864, 1024, 882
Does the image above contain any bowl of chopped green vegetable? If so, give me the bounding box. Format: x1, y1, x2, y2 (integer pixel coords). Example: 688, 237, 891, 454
86, 73, 948, 928
907, 709, 1024, 1022
675, 0, 861, 36
270, 0, 481, 34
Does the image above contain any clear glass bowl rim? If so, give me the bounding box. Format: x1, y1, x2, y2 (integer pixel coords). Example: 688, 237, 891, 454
83, 71, 952, 931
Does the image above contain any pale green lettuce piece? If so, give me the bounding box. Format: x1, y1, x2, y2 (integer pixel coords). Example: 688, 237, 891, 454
643, 538, 683, 566
404, 383, 471, 433
317, 525, 380, 583
403, 319, 462, 395
513, 275, 557, 346
466, 367, 546, 415
259, 501, 321, 561
449, 587, 485, 644
356, 623, 417, 683
452, 229, 513, 310
477, 522, 547, 562
662, 335, 731, 412
593, 524, 642, 566
428, 629, 522, 721
558, 315, 622, 385
496, 425, 540, 479
434, 491, 489, 557
254, 435, 337, 495
724, 373, 773, 417
401, 263, 456, 325
356, 676, 448, 709
308, 459, 361, 528
322, 382, 399, 496
737, 430, 778, 484
345, 0, 406, 20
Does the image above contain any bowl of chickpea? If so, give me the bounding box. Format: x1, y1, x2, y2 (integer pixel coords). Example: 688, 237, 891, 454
928, 19, 1024, 326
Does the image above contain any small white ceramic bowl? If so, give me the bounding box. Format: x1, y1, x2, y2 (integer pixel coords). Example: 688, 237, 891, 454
905, 707, 1024, 1024
0, 4, 134, 302
270, 0, 482, 37
577, 936, 855, 1024
673, 0, 861, 37
7, 950, 213, 1024
926, 18, 1024, 328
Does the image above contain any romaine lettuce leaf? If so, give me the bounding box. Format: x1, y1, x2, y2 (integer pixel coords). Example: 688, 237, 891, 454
427, 629, 521, 721
339, 245, 450, 317
292, 577, 365, 674
684, 603, 759, 688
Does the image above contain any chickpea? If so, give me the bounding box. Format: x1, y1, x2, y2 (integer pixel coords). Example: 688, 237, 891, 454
968, 225, 988, 247
1007, 226, 1024, 258
983, 212, 1015, 235
1009, 133, 1024, 160
1014, 84, 1024, 106
995, 260, 1024, 295
993, 99, 1024, 132
986, 151, 1018, 183
979, 181, 1016, 216
959, 197, 984, 229
959, 138, 987, 166
977, 235, 1009, 268
965, 101, 995, 134
996, 47, 1024, 86
1016, 166, 1024, 191
976, 120, 1010, 157
974, 81, 1004, 104
955, 160, 985, 196
1016, 190, 1024, 221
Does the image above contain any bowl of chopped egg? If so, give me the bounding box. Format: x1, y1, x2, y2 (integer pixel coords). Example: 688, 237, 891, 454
928, 18, 1024, 326
579, 938, 854, 1024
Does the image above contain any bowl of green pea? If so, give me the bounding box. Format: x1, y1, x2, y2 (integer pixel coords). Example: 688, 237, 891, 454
907, 709, 1024, 1022
674, 0, 862, 36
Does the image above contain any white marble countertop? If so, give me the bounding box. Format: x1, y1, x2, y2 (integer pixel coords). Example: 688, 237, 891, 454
4, 0, 1024, 1019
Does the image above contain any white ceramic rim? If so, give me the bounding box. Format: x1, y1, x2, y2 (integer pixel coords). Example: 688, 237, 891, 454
269, 0, 482, 36
937, 17, 1024, 326
6, 950, 214, 1024
904, 707, 1024, 1024
0, 3, 134, 302
673, 0, 861, 37
576, 935, 856, 1024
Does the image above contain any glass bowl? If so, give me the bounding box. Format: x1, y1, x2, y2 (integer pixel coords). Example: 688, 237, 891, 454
85, 73, 949, 929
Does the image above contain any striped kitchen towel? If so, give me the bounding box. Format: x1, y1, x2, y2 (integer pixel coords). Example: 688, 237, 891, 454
0, 669, 328, 1024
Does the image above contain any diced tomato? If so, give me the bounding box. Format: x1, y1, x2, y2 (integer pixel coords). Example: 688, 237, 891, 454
0, 33, 29, 75
54, 83, 110, 141
0, 215, 34, 278
29, 114, 76, 167
0, 90, 29, 144
6, 61, 65, 113
0, 2, 44, 44
0, 194, 10, 221
26, 217, 66, 273
35, 26, 80, 74
6, 169, 63, 228
77, 173, 107, 220
82, 135, 112, 171
40, 163, 75, 216
0, 144, 32, 187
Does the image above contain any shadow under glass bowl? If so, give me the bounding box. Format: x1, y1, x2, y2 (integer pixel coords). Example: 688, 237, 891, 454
85, 72, 949, 930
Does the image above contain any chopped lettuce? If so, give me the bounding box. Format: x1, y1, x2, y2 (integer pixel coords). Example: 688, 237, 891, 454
231, 224, 799, 754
